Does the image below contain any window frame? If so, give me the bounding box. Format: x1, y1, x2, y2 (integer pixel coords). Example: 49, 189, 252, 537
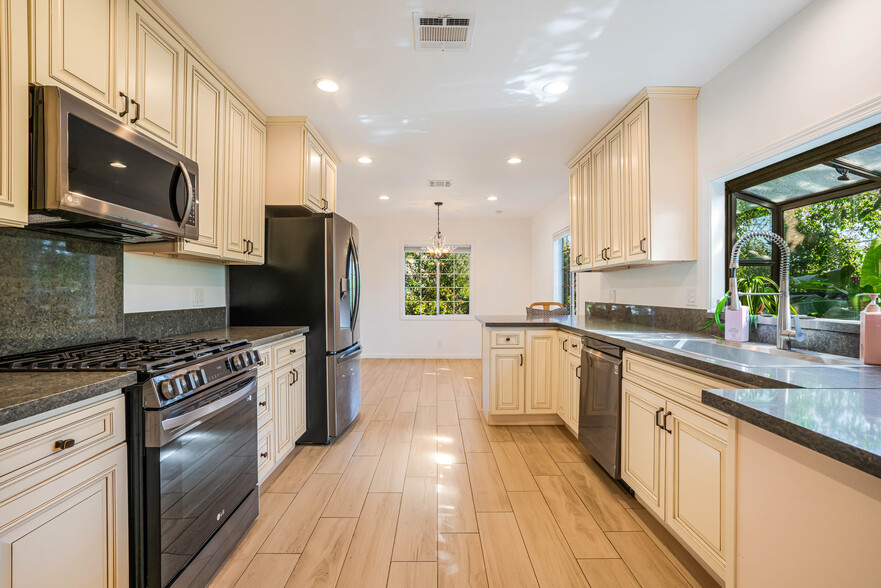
724, 122, 881, 305
553, 228, 577, 315
401, 244, 473, 320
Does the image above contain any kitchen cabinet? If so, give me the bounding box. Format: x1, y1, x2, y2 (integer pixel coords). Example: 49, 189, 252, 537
489, 348, 524, 414
254, 334, 307, 484
127, 0, 185, 149
245, 112, 266, 263
556, 333, 570, 422
525, 330, 555, 414
564, 344, 580, 434
621, 352, 736, 583
567, 87, 698, 271
265, 117, 341, 213
0, 0, 28, 227
0, 394, 128, 588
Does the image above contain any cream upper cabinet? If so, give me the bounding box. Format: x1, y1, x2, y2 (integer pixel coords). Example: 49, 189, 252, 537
265, 117, 341, 213
0, 0, 28, 227
567, 87, 698, 271
525, 330, 555, 414
222, 92, 249, 261
127, 0, 185, 149
568, 169, 585, 270
31, 0, 127, 115
245, 113, 266, 263
489, 348, 524, 414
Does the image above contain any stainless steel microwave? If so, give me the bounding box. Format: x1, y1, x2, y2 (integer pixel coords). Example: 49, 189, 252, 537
29, 85, 199, 242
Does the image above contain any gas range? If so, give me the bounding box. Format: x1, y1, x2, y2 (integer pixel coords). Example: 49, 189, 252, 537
0, 337, 261, 409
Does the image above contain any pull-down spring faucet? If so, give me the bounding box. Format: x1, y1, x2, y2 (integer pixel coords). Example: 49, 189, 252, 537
729, 230, 805, 350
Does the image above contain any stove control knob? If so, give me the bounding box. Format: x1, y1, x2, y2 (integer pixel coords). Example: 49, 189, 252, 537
159, 380, 176, 399
173, 375, 188, 395
232, 355, 244, 370
187, 370, 202, 389
249, 350, 260, 365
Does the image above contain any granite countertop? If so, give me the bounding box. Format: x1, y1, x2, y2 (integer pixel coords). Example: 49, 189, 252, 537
477, 314, 881, 478
0, 371, 137, 427
179, 326, 309, 348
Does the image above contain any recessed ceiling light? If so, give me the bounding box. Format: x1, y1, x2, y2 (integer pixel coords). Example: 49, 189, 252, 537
378, 195, 390, 200
314, 79, 340, 93
542, 81, 569, 95
507, 157, 523, 165
487, 195, 499, 201
357, 156, 373, 164
109, 161, 127, 168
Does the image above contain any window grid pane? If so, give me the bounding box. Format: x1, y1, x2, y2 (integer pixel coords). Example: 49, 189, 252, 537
403, 248, 471, 317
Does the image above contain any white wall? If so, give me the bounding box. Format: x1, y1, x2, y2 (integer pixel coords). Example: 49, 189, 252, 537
352, 215, 532, 358
123, 253, 227, 313
529, 191, 571, 303
578, 0, 881, 310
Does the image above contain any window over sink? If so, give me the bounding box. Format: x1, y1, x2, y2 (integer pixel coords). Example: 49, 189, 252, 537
403, 246, 471, 317
726, 123, 881, 321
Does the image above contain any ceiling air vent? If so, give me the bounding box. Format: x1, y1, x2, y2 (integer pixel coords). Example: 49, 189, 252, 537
428, 180, 452, 188
413, 13, 475, 52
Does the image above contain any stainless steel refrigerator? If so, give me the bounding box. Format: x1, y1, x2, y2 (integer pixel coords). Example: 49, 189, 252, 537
228, 207, 361, 444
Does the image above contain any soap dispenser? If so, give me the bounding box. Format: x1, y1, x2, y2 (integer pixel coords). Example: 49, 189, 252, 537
856, 293, 881, 365
724, 278, 750, 342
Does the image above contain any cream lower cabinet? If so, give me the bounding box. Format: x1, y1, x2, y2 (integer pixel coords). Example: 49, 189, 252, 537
489, 348, 524, 414
525, 330, 556, 414
564, 348, 580, 434
0, 394, 128, 588
254, 334, 307, 484
0, 0, 28, 227
621, 352, 735, 584
265, 117, 341, 213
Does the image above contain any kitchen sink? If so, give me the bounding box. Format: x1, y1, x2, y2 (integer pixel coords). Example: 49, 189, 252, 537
639, 338, 858, 368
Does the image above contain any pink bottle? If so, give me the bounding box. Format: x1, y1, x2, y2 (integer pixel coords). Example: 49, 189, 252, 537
857, 294, 881, 365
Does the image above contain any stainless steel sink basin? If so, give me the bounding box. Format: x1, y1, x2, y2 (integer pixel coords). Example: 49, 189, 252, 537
639, 338, 857, 368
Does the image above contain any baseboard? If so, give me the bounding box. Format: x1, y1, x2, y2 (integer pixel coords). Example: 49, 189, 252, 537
362, 353, 481, 359
485, 414, 565, 426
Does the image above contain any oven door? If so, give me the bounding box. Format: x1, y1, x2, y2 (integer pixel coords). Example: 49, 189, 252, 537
144, 373, 257, 587
30, 85, 198, 242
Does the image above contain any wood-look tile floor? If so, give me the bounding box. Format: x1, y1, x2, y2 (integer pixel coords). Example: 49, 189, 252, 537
210, 359, 719, 588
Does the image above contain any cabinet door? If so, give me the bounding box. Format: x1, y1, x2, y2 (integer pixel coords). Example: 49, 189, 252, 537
589, 140, 608, 267
557, 335, 569, 419
222, 93, 248, 260
182, 55, 224, 257
324, 158, 337, 213
489, 349, 524, 414
257, 423, 275, 484
666, 401, 728, 574
246, 113, 266, 263
578, 156, 593, 269
624, 101, 650, 262
273, 368, 294, 458
525, 330, 555, 414
606, 123, 626, 265
292, 357, 307, 440
128, 0, 185, 149
304, 133, 325, 212
31, 0, 126, 115
568, 167, 582, 269
0, 0, 27, 227
0, 444, 128, 588
621, 380, 665, 518
256, 372, 273, 429
566, 352, 580, 431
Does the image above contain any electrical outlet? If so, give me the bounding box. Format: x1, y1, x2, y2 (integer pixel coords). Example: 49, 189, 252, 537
686, 287, 697, 307
609, 289, 616, 303
193, 287, 205, 307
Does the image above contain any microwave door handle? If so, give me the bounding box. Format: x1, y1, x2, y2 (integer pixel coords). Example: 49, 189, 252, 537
178, 161, 195, 230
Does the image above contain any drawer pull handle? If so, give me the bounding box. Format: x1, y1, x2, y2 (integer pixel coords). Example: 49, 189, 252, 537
655, 408, 664, 428
640, 237, 647, 253
54, 439, 76, 451
260, 451, 269, 458
519, 353, 523, 366
662, 411, 673, 434
258, 401, 267, 407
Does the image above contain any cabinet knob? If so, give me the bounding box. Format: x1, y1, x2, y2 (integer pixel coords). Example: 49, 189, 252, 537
260, 451, 269, 458
290, 348, 297, 354
54, 438, 76, 451
505, 337, 511, 342
258, 401, 267, 407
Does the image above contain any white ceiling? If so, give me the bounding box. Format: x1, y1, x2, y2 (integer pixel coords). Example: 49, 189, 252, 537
158, 0, 812, 218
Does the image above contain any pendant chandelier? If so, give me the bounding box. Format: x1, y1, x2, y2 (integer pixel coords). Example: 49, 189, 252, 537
423, 201, 453, 258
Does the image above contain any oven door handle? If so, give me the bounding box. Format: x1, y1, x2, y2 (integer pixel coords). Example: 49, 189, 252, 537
160, 377, 256, 432
178, 160, 195, 230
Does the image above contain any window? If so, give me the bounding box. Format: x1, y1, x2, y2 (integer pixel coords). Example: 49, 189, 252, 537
404, 246, 471, 316
726, 124, 881, 320
553, 231, 577, 314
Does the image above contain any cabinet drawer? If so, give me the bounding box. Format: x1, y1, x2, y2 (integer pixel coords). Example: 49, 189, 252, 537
566, 337, 582, 357
0, 394, 125, 492
257, 422, 275, 483
491, 330, 525, 348
273, 335, 306, 368
255, 344, 272, 375
256, 373, 273, 429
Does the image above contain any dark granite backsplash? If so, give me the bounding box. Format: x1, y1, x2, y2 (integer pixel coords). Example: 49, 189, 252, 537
0, 228, 125, 355
586, 301, 860, 358
125, 307, 227, 340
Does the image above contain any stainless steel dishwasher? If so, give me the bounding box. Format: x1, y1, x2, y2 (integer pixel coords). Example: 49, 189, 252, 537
578, 336, 623, 479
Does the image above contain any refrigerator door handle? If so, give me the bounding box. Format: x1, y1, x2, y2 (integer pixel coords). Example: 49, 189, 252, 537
337, 343, 363, 363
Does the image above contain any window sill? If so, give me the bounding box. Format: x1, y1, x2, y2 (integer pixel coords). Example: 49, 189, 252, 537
399, 314, 475, 322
